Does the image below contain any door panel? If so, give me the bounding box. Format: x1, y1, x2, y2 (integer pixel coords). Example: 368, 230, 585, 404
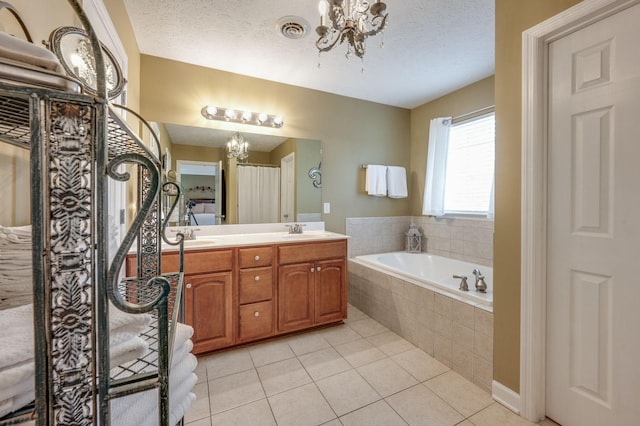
278, 263, 314, 332
546, 4, 640, 424
314, 259, 346, 324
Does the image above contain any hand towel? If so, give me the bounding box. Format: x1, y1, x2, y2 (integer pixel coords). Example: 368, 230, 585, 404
386, 166, 408, 198
365, 165, 387, 196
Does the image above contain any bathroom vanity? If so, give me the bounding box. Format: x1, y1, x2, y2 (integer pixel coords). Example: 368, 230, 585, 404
126, 231, 348, 354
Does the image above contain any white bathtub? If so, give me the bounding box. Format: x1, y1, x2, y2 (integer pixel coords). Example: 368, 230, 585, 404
352, 252, 493, 309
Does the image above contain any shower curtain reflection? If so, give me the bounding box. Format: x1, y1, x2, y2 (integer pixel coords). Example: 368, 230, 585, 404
237, 165, 280, 223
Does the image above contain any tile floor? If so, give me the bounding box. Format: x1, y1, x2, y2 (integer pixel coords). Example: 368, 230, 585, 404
184, 305, 558, 426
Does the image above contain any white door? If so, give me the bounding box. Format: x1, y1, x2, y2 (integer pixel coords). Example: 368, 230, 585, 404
280, 153, 295, 222
546, 4, 640, 425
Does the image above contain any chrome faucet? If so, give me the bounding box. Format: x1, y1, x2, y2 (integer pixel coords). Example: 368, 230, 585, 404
473, 268, 487, 293
170, 227, 198, 240
453, 275, 469, 291
286, 223, 305, 234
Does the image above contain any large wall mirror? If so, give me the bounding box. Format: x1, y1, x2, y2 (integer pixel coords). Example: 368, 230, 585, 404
160, 123, 322, 226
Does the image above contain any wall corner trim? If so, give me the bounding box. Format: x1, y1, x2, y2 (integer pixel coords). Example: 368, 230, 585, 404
492, 381, 521, 415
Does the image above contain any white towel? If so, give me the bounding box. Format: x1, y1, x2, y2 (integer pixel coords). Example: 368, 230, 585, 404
365, 165, 387, 196
386, 166, 408, 198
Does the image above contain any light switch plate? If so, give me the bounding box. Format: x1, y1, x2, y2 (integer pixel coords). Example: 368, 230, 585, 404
323, 202, 330, 214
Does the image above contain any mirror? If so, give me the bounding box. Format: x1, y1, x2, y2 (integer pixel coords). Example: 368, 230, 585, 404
160, 123, 322, 226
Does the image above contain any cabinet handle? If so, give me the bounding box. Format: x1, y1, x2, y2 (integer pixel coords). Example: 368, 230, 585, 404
317, 266, 321, 271
254, 275, 260, 281
254, 255, 260, 261
254, 311, 260, 317
310, 267, 315, 272
186, 283, 192, 289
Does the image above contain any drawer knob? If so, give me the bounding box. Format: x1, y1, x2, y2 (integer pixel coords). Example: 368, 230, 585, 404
254, 311, 260, 317
254, 255, 260, 261
310, 267, 315, 272
255, 276, 260, 281
186, 283, 192, 289
317, 267, 321, 271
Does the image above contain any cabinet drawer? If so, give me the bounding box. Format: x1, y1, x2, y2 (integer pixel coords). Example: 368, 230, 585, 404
238, 246, 273, 268
239, 267, 273, 304
163, 249, 233, 275
278, 240, 347, 265
238, 301, 274, 342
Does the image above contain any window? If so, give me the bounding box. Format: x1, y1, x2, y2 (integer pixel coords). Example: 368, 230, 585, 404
423, 111, 495, 217
443, 113, 495, 214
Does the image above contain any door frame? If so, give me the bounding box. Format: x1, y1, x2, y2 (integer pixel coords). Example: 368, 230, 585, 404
520, 0, 640, 421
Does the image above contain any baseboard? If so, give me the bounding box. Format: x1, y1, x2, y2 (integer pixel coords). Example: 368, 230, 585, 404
492, 380, 521, 414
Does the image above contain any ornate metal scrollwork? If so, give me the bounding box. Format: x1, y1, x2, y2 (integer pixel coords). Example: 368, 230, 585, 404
308, 162, 322, 188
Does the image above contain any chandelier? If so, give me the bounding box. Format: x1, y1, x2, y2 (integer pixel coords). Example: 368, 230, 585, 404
315, 0, 388, 59
226, 132, 249, 162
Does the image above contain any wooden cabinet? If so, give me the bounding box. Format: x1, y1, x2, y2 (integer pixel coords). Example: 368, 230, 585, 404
126, 238, 347, 354
184, 271, 233, 353
278, 241, 347, 332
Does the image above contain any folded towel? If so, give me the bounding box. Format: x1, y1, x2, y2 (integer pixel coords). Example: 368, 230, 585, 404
0, 388, 34, 418
0, 225, 32, 244
110, 336, 149, 369
0, 34, 63, 74
365, 165, 387, 196
386, 166, 408, 198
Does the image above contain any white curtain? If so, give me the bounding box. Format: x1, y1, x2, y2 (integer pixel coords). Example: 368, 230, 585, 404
237, 166, 280, 223
422, 117, 451, 216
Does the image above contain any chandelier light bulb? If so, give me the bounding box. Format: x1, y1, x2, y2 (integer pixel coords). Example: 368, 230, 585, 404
318, 0, 328, 26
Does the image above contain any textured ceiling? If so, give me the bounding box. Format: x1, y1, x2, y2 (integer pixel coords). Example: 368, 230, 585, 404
123, 0, 495, 110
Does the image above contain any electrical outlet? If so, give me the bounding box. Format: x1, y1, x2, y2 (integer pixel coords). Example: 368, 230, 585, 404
323, 202, 330, 214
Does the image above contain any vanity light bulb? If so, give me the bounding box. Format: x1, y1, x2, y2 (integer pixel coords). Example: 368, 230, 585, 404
205, 106, 217, 116
273, 116, 284, 127
225, 109, 236, 119
242, 111, 252, 121
257, 113, 268, 123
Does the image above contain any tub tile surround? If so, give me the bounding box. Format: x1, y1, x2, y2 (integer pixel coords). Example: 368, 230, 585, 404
348, 260, 494, 392
346, 215, 494, 266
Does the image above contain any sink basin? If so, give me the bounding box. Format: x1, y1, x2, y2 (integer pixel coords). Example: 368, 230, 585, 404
280, 232, 333, 239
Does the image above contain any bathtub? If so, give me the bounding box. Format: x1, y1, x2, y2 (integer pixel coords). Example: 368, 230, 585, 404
352, 251, 493, 309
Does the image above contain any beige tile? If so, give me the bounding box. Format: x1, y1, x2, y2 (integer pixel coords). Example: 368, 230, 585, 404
451, 343, 473, 382
335, 338, 387, 368
386, 384, 464, 426
452, 300, 475, 330
456, 421, 474, 426
186, 417, 211, 426
415, 327, 434, 356
287, 332, 331, 356
210, 398, 276, 426
347, 304, 368, 321
539, 417, 561, 426
474, 331, 493, 362
200, 348, 254, 381
349, 317, 389, 338
320, 420, 343, 426
298, 347, 353, 381
357, 358, 419, 397
184, 381, 210, 423
256, 357, 312, 396
474, 308, 493, 337
433, 333, 452, 367
340, 400, 407, 426
316, 369, 381, 416
208, 368, 265, 415
451, 322, 473, 349
366, 331, 415, 356
469, 402, 538, 426
473, 354, 493, 392
322, 323, 363, 346
268, 383, 336, 426
424, 370, 492, 417
434, 293, 453, 318
434, 312, 453, 338
248, 339, 295, 367
391, 348, 449, 382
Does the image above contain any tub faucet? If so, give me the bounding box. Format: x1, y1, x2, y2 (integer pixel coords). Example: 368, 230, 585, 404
473, 268, 487, 293
453, 275, 469, 291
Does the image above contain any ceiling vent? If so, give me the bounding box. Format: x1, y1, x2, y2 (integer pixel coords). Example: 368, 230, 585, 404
276, 16, 309, 40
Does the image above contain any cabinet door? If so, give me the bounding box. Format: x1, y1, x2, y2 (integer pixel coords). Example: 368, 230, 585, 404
278, 262, 314, 332
314, 259, 347, 324
184, 271, 233, 354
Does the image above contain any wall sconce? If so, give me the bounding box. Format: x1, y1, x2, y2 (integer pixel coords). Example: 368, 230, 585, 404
201, 105, 284, 128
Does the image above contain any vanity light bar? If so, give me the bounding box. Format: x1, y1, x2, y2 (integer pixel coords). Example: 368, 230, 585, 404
201, 105, 284, 128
